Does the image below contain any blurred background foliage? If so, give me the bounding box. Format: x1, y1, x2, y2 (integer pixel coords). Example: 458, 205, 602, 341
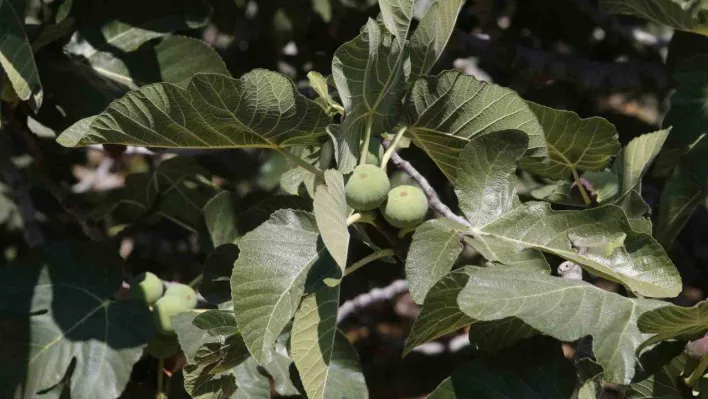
2, 0, 707, 397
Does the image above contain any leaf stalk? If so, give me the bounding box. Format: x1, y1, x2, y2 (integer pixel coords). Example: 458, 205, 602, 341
344, 249, 395, 276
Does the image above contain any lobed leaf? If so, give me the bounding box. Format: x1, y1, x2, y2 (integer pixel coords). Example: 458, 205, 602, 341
231, 210, 340, 364
57, 69, 330, 150
0, 242, 155, 399
472, 202, 681, 298
406, 219, 463, 305
521, 102, 620, 180
332, 19, 410, 172
456, 267, 668, 384
638, 301, 708, 350
409, 0, 465, 82
404, 70, 548, 180
290, 285, 367, 399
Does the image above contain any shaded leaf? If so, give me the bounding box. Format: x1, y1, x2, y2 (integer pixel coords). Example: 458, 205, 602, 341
231, 210, 339, 364
404, 70, 548, 180
471, 202, 681, 298
203, 191, 240, 248
65, 18, 219, 89
406, 219, 463, 305
201, 244, 239, 307
582, 170, 620, 203
183, 363, 237, 399
313, 169, 350, 271
239, 194, 312, 233
656, 151, 708, 247
92, 157, 217, 231
455, 129, 527, 227
662, 54, 708, 149
428, 337, 576, 399
409, 0, 465, 82
467, 317, 539, 353
57, 69, 329, 150
600, 0, 708, 35
193, 310, 239, 338
403, 267, 473, 354
194, 333, 250, 374
638, 301, 708, 350
0, 0, 42, 110
457, 266, 669, 384
332, 19, 409, 172
522, 103, 620, 179
626, 353, 686, 399
0, 242, 155, 399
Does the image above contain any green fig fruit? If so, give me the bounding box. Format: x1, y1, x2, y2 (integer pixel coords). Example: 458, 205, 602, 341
164, 283, 197, 309
382, 185, 428, 228
345, 164, 391, 211
152, 296, 189, 335
129, 272, 164, 305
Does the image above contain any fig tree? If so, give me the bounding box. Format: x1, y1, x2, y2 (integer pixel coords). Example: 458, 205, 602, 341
146, 334, 181, 359
365, 141, 384, 165
345, 164, 390, 211
382, 185, 428, 228
164, 283, 197, 309
152, 296, 189, 335
129, 272, 164, 305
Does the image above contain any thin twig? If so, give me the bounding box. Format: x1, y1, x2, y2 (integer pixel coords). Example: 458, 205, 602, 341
382, 140, 472, 228
571, 167, 592, 206
380, 126, 407, 169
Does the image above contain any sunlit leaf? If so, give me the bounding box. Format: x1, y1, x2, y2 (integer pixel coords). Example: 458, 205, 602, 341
522, 103, 620, 180
0, 0, 42, 110
57, 69, 330, 150
406, 219, 463, 304
313, 169, 350, 271
332, 19, 410, 172
404, 70, 548, 180
471, 202, 681, 298
409, 0, 465, 82
231, 210, 340, 364
457, 267, 668, 384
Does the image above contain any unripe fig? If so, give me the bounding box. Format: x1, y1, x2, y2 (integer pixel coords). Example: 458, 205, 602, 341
345, 164, 391, 211
129, 272, 164, 305
382, 185, 428, 228
152, 296, 189, 335
164, 283, 197, 309
389, 171, 420, 189
146, 334, 181, 359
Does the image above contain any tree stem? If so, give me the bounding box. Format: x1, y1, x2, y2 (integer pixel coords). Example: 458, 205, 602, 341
156, 358, 164, 398
276, 147, 324, 178
344, 249, 395, 276
188, 273, 203, 288
686, 354, 708, 387
571, 167, 592, 206
380, 126, 407, 169
359, 117, 373, 165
